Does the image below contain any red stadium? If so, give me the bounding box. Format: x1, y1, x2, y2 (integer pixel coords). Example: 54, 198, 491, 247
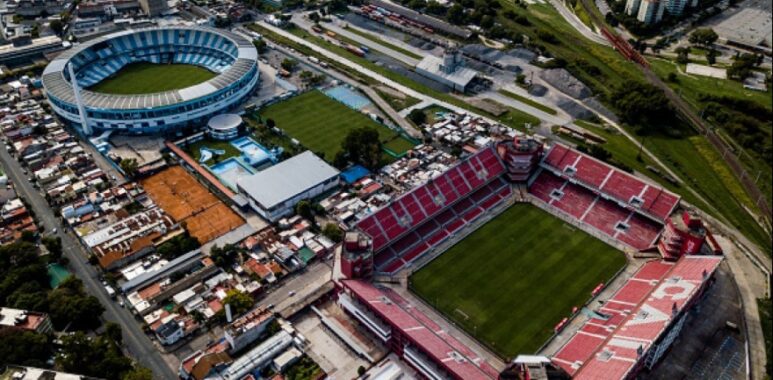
338, 138, 724, 380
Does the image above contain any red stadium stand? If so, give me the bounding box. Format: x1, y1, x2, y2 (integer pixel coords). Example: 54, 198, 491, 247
540, 144, 680, 222
357, 146, 506, 253
552, 256, 722, 380
356, 147, 512, 274
529, 144, 679, 252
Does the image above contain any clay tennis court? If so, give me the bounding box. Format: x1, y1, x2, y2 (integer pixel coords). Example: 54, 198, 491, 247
141, 166, 244, 243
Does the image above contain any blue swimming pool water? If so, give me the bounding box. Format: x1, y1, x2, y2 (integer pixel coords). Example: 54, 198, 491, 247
230, 136, 279, 166
324, 85, 371, 110
209, 157, 256, 191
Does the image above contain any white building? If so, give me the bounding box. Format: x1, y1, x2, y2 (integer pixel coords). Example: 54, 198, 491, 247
237, 151, 340, 222
224, 307, 274, 353
415, 49, 477, 92
207, 114, 242, 141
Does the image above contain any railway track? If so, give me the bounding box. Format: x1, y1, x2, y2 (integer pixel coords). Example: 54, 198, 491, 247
578, 0, 771, 219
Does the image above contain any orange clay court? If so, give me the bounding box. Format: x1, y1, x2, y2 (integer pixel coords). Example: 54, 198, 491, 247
141, 166, 244, 244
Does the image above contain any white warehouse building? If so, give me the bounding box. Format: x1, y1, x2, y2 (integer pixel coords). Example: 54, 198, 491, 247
236, 151, 340, 222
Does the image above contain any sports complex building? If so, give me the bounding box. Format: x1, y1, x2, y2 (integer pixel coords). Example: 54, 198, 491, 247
41, 26, 259, 134
338, 138, 724, 380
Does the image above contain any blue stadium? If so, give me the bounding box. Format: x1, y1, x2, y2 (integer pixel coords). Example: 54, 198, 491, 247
41, 26, 259, 134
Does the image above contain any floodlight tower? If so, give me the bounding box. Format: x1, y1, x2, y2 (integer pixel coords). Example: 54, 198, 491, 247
67, 63, 93, 136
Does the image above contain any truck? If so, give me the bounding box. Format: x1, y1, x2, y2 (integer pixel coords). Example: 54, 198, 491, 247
344, 44, 365, 57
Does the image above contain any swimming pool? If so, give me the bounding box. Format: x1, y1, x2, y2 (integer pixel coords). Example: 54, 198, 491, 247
230, 136, 279, 166
209, 157, 256, 191
324, 85, 371, 110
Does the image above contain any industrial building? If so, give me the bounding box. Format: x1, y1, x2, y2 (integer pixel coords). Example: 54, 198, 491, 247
415, 49, 477, 92
236, 151, 340, 222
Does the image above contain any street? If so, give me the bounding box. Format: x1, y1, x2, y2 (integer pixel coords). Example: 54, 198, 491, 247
0, 142, 176, 379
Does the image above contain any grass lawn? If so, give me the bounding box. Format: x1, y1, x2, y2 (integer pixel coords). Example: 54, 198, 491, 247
183, 139, 241, 165
88, 62, 216, 94
649, 58, 772, 203
374, 87, 422, 111
498, 89, 558, 115
758, 298, 773, 378
411, 204, 626, 359
383, 135, 417, 155
258, 90, 398, 160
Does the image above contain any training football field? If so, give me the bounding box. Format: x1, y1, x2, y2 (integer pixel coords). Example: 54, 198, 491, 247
88, 62, 216, 94
410, 204, 626, 359
259, 90, 409, 160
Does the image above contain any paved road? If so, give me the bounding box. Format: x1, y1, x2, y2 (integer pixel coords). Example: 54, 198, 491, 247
547, 0, 610, 46
0, 143, 176, 379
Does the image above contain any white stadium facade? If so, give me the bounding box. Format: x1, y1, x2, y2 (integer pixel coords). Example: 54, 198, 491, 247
42, 26, 259, 135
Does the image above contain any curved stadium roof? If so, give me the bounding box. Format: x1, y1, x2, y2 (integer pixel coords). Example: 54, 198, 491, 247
41, 26, 258, 110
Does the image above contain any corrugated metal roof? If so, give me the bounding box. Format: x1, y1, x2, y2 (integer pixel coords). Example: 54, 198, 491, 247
237, 151, 340, 210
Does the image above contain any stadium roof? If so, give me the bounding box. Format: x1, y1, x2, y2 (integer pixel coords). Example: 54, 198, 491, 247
552, 256, 722, 380
342, 280, 498, 380
41, 26, 257, 110
237, 151, 340, 210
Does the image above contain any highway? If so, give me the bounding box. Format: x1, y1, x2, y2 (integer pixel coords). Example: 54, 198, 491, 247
0, 142, 176, 379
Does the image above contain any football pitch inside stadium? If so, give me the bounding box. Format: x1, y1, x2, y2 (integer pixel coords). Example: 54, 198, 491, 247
87, 62, 217, 95
410, 204, 626, 359
258, 90, 413, 160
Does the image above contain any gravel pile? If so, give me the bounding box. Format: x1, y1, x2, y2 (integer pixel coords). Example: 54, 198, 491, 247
540, 69, 592, 99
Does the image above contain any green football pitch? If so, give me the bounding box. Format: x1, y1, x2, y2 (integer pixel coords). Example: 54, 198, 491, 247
258, 90, 414, 160
87, 62, 216, 95
410, 204, 626, 359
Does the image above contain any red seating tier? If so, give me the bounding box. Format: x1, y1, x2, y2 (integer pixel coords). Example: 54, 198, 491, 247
358, 147, 506, 253
582, 198, 628, 236
541, 144, 680, 222
551, 182, 595, 219
573, 157, 612, 188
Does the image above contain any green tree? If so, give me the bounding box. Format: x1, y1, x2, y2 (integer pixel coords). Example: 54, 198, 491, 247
675, 46, 690, 64
209, 244, 243, 268
322, 223, 343, 242
156, 232, 200, 259
253, 38, 268, 54
42, 235, 63, 259
121, 367, 153, 380
611, 82, 673, 131
222, 289, 254, 317
0, 241, 49, 305
688, 28, 718, 48
281, 58, 298, 72
407, 109, 427, 125
57, 332, 133, 380
47, 277, 104, 330
49, 19, 63, 35
447, 4, 465, 24
338, 127, 383, 171
0, 329, 52, 367
295, 200, 314, 220
119, 158, 139, 178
